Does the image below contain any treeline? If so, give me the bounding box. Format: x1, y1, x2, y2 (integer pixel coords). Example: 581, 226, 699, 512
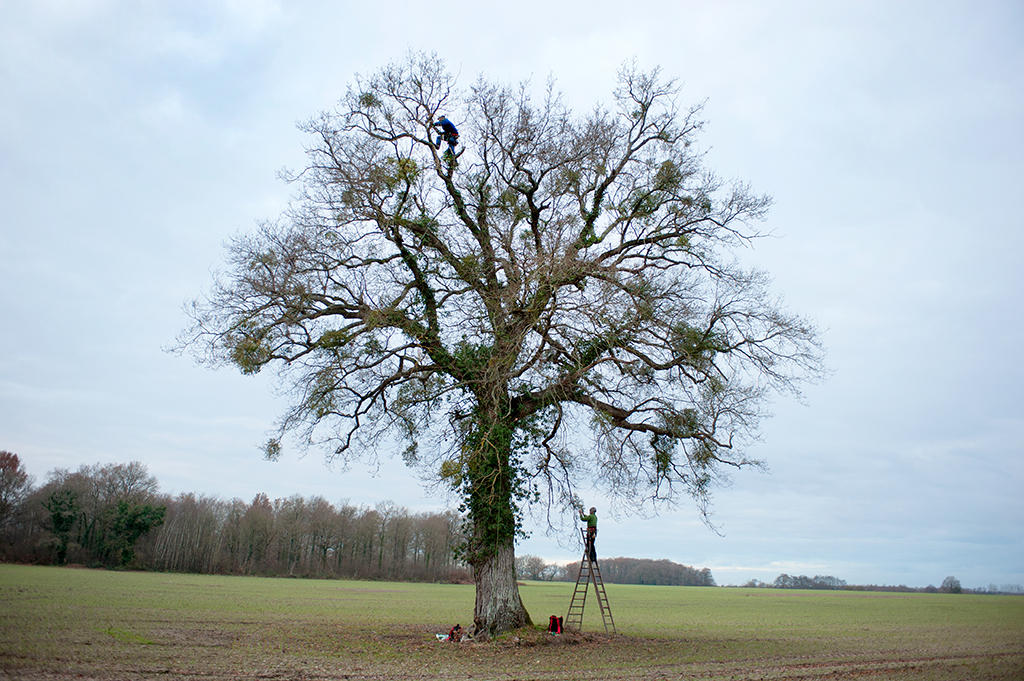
0, 453, 468, 581
516, 555, 715, 586
579, 557, 716, 586
741, 574, 1023, 595
145, 493, 465, 581
743, 574, 849, 590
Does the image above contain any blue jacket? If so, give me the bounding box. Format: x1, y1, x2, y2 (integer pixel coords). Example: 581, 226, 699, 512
434, 117, 458, 135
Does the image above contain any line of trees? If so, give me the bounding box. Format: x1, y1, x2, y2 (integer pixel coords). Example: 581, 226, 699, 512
573, 557, 715, 586
744, 574, 849, 590
5, 452, 719, 586
740, 573, 1024, 595
9, 452, 1015, 594
0, 453, 467, 581
143, 493, 466, 581
516, 554, 715, 586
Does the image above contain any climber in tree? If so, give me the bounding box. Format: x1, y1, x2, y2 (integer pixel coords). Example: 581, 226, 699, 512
432, 115, 460, 156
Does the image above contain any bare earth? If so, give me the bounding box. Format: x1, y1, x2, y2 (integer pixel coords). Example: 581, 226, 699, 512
3, 625, 1022, 680
2, 566, 1021, 680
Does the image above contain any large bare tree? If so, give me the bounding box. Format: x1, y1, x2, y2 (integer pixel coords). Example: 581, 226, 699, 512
182, 54, 822, 637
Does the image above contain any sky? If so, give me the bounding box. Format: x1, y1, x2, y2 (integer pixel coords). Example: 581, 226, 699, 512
2, 0, 1022, 589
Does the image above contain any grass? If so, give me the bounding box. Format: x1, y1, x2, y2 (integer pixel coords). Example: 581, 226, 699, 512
1, 564, 1022, 680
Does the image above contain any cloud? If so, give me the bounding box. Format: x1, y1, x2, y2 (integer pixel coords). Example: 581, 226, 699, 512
711, 560, 830, 576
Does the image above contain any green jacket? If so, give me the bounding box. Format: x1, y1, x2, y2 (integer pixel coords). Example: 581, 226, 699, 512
580, 512, 597, 529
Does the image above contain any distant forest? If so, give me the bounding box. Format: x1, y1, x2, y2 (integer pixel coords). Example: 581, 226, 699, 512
741, 574, 1023, 595
4, 453, 1019, 594
0, 454, 714, 585
516, 554, 716, 586
1, 454, 466, 581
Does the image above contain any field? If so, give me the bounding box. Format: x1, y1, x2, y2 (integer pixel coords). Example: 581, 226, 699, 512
1, 565, 1022, 680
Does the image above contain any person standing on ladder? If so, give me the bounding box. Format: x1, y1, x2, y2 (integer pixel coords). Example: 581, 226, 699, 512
566, 503, 616, 634
579, 506, 598, 562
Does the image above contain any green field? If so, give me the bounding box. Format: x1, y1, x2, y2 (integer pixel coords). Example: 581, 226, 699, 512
1, 564, 1022, 680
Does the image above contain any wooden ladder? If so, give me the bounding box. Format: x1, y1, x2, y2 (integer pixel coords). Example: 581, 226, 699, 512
564, 529, 616, 633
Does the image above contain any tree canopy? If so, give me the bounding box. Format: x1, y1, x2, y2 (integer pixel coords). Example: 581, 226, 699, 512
182, 54, 822, 635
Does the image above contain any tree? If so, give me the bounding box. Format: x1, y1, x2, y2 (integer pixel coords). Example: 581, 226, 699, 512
515, 554, 547, 581
106, 500, 166, 566
0, 451, 32, 532
43, 487, 78, 564
240, 493, 275, 573
182, 54, 822, 636
941, 575, 962, 594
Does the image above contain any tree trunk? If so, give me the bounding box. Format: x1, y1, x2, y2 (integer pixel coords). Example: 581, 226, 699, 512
472, 536, 531, 638
462, 404, 532, 638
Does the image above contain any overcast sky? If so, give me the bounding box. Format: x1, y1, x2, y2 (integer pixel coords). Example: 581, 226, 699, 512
2, 0, 1021, 588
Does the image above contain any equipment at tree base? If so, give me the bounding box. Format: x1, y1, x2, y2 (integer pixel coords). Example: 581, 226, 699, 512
564, 528, 616, 633
547, 615, 563, 634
